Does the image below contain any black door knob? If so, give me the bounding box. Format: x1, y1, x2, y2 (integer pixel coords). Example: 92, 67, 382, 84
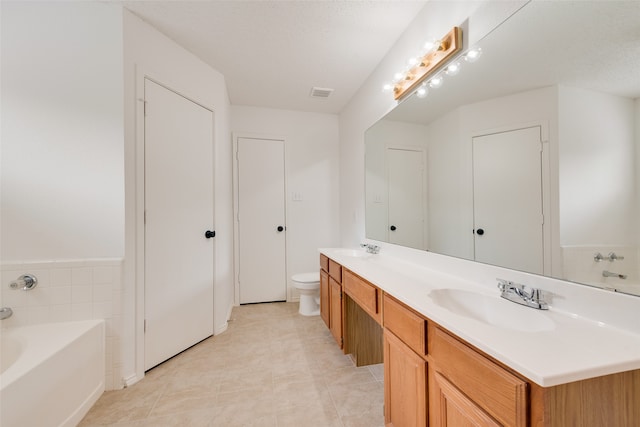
390, 225, 397, 231
476, 228, 484, 236
205, 230, 215, 239
277, 226, 284, 232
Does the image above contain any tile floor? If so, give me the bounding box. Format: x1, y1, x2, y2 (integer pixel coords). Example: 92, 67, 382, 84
80, 302, 385, 426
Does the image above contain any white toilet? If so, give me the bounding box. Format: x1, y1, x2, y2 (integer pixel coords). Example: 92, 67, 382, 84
292, 272, 320, 316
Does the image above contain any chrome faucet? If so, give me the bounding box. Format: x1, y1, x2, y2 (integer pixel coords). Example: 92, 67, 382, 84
603, 270, 627, 279
360, 243, 381, 254
0, 307, 13, 320
497, 279, 548, 310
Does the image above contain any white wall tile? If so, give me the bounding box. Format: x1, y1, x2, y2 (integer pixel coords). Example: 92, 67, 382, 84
50, 268, 72, 287
71, 267, 93, 285
2, 258, 124, 390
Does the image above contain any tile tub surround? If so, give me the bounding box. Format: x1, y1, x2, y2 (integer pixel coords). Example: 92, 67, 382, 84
320, 247, 640, 387
80, 302, 384, 427
0, 259, 124, 390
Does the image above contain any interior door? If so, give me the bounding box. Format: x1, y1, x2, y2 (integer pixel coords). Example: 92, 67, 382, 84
472, 126, 543, 275
388, 147, 426, 250
144, 79, 214, 370
237, 137, 286, 304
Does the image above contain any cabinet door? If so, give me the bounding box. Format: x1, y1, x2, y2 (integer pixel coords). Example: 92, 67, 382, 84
320, 269, 330, 328
428, 325, 527, 426
429, 367, 500, 427
329, 276, 343, 348
384, 330, 427, 427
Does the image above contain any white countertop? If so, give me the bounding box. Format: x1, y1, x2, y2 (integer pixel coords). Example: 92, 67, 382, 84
320, 247, 640, 387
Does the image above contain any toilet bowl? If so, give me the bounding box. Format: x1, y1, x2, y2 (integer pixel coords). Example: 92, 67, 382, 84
292, 272, 320, 316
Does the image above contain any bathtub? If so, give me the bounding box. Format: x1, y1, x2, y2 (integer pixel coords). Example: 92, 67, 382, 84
1, 320, 105, 427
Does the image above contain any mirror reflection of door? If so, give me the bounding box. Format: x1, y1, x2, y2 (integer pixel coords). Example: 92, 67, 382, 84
387, 147, 427, 250
472, 126, 544, 275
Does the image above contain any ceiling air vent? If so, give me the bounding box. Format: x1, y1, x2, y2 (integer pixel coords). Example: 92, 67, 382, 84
310, 87, 334, 98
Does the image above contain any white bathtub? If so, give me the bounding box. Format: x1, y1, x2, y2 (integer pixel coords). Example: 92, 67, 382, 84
0, 320, 105, 427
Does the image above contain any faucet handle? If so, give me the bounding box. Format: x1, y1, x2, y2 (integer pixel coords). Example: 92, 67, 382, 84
497, 278, 511, 292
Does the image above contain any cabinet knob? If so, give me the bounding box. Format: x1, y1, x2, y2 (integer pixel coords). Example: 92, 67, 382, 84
390, 225, 397, 231
277, 226, 285, 232
476, 228, 484, 236
205, 230, 216, 239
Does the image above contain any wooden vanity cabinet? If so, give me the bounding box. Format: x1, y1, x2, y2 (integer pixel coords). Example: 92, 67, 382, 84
343, 269, 382, 324
329, 275, 343, 347
322, 255, 640, 427
320, 268, 330, 328
320, 254, 344, 348
428, 324, 527, 427
383, 294, 428, 427
383, 294, 527, 427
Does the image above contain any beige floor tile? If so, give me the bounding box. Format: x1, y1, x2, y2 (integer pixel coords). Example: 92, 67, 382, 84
367, 363, 385, 382
328, 380, 385, 418
81, 302, 387, 427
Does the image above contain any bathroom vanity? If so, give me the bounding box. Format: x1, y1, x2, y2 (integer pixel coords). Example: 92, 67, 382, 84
320, 249, 640, 427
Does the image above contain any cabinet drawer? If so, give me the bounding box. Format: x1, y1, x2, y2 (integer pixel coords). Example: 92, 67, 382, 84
383, 294, 427, 356
343, 269, 381, 324
429, 325, 528, 427
320, 254, 329, 273
328, 259, 342, 283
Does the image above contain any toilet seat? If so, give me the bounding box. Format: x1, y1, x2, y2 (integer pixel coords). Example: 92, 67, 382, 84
292, 272, 320, 284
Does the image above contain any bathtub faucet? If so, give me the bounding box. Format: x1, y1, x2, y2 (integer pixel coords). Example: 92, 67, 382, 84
603, 270, 627, 279
0, 307, 13, 320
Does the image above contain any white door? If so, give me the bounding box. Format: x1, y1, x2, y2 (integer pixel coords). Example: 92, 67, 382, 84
237, 137, 287, 304
473, 126, 543, 275
144, 79, 215, 370
388, 147, 426, 250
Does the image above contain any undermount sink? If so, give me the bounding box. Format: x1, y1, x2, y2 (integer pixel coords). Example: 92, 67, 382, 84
429, 288, 556, 332
334, 249, 371, 258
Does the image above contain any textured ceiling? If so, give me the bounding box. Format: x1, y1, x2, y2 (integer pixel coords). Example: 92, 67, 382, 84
121, 1, 427, 114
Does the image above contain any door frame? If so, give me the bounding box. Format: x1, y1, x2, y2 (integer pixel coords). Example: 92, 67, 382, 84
468, 121, 552, 275
133, 70, 216, 382
232, 133, 289, 306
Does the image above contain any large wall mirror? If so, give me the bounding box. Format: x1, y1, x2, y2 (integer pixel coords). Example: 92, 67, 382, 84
365, 1, 640, 296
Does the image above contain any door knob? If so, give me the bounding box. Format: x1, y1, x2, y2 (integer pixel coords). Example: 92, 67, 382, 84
205, 230, 216, 239
476, 228, 484, 236
277, 226, 285, 232
390, 225, 397, 231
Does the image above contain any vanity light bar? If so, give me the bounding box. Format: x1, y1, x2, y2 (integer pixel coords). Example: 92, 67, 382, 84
393, 27, 462, 101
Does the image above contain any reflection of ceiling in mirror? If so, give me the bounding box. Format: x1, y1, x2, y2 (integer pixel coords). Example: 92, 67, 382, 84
387, 1, 640, 125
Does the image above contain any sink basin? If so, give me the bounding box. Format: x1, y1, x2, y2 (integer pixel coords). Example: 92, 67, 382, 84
429, 289, 555, 332
334, 249, 371, 258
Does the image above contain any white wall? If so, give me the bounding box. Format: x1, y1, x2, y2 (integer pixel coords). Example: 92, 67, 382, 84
230, 106, 340, 300
1, 1, 126, 390
1, 1, 124, 261
338, 1, 528, 248
426, 108, 466, 258
122, 10, 233, 385
558, 86, 636, 246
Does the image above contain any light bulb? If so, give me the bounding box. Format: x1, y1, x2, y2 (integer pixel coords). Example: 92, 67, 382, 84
392, 72, 404, 83
422, 38, 440, 54
416, 85, 428, 99
382, 83, 394, 93
407, 57, 419, 67
445, 62, 460, 76
464, 48, 482, 63
429, 76, 443, 89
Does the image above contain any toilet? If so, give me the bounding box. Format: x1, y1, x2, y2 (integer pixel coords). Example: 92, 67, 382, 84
292, 272, 320, 316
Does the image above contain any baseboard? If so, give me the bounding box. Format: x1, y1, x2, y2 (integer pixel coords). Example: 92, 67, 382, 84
122, 373, 139, 388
